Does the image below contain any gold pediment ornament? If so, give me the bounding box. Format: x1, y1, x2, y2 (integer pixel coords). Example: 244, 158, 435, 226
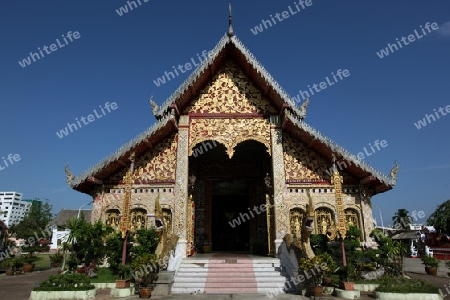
189, 118, 271, 158
184, 60, 278, 115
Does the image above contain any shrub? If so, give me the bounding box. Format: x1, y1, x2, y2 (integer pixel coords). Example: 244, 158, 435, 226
34, 273, 95, 291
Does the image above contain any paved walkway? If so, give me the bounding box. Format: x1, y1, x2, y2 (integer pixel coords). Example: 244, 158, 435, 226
1, 258, 449, 300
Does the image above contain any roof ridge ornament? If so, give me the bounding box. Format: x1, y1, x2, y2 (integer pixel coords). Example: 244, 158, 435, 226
389, 160, 399, 183
299, 97, 309, 120
227, 3, 234, 38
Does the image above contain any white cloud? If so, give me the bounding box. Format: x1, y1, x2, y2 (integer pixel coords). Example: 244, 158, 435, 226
437, 21, 450, 37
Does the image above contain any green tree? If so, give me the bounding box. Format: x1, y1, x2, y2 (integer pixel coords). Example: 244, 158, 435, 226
9, 199, 53, 244
63, 214, 113, 266
392, 209, 412, 230
131, 228, 160, 257
427, 199, 450, 233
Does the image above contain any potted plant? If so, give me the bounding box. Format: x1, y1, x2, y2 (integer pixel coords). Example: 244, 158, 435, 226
12, 256, 24, 275
23, 255, 40, 272
115, 264, 132, 288
131, 253, 159, 298
2, 257, 15, 276
320, 253, 337, 286
421, 255, 440, 276
298, 255, 326, 297
337, 264, 356, 290
49, 252, 63, 268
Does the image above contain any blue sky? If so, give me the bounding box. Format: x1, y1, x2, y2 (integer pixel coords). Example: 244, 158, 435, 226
1, 0, 449, 227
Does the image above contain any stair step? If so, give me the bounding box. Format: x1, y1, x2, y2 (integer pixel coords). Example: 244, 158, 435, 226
174, 277, 286, 283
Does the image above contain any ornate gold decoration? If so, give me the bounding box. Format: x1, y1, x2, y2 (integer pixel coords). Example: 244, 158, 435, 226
173, 116, 189, 239
189, 118, 270, 158
344, 208, 360, 230
105, 209, 120, 230
134, 133, 178, 181
283, 133, 333, 182
266, 193, 274, 256
270, 120, 289, 240
330, 166, 346, 239
184, 60, 277, 115
290, 208, 305, 239
130, 208, 147, 231
314, 207, 337, 240
186, 194, 195, 256
121, 169, 135, 238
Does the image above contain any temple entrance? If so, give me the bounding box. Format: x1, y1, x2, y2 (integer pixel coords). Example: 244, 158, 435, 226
212, 193, 249, 251
189, 139, 273, 255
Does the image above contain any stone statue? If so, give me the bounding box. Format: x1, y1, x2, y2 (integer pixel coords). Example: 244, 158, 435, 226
65, 164, 75, 185
321, 217, 328, 235
301, 189, 315, 259
389, 160, 399, 181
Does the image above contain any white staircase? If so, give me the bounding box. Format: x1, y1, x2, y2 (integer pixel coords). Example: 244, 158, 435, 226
171, 254, 289, 294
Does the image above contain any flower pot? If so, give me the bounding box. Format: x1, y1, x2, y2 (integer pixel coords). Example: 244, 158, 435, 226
23, 263, 34, 273
15, 270, 22, 275
339, 281, 354, 290
309, 286, 323, 296
425, 266, 437, 276
5, 270, 14, 276
139, 287, 152, 298
322, 277, 332, 286
115, 279, 131, 289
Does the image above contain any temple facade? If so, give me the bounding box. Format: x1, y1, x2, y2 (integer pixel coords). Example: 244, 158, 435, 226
68, 29, 395, 258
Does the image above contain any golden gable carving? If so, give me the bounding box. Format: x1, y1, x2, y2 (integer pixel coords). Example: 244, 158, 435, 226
184, 60, 277, 115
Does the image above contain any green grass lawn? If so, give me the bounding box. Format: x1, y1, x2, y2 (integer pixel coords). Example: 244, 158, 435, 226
89, 267, 120, 283
375, 275, 439, 294
34, 254, 52, 270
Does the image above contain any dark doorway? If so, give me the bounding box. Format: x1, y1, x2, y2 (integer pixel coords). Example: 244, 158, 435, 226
212, 180, 250, 252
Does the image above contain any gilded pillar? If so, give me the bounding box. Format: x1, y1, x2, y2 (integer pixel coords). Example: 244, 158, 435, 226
270, 116, 289, 251
173, 115, 190, 257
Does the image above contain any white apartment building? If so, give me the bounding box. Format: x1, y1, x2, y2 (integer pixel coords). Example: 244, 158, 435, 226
0, 192, 32, 227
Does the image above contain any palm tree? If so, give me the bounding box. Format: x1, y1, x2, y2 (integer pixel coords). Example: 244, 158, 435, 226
392, 209, 412, 230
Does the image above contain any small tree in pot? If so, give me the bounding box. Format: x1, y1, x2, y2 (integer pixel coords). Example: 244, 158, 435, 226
421, 256, 440, 276
131, 253, 159, 298
116, 264, 132, 288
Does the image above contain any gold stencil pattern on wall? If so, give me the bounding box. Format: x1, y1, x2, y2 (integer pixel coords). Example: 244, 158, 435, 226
184, 60, 278, 115
283, 133, 330, 181
134, 133, 178, 181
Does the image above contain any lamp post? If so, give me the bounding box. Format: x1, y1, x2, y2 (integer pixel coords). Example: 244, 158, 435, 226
77, 200, 93, 218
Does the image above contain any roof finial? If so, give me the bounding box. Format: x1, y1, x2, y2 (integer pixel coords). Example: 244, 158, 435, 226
227, 3, 234, 37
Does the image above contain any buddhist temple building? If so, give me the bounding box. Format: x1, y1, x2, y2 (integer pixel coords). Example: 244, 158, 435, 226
68, 15, 396, 260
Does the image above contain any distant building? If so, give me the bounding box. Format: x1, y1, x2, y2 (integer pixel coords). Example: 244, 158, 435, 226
0, 192, 34, 227
48, 209, 92, 251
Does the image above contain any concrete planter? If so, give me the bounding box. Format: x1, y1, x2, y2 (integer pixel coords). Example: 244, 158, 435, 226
334, 287, 361, 299
354, 283, 380, 292
375, 291, 443, 300
29, 289, 96, 300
